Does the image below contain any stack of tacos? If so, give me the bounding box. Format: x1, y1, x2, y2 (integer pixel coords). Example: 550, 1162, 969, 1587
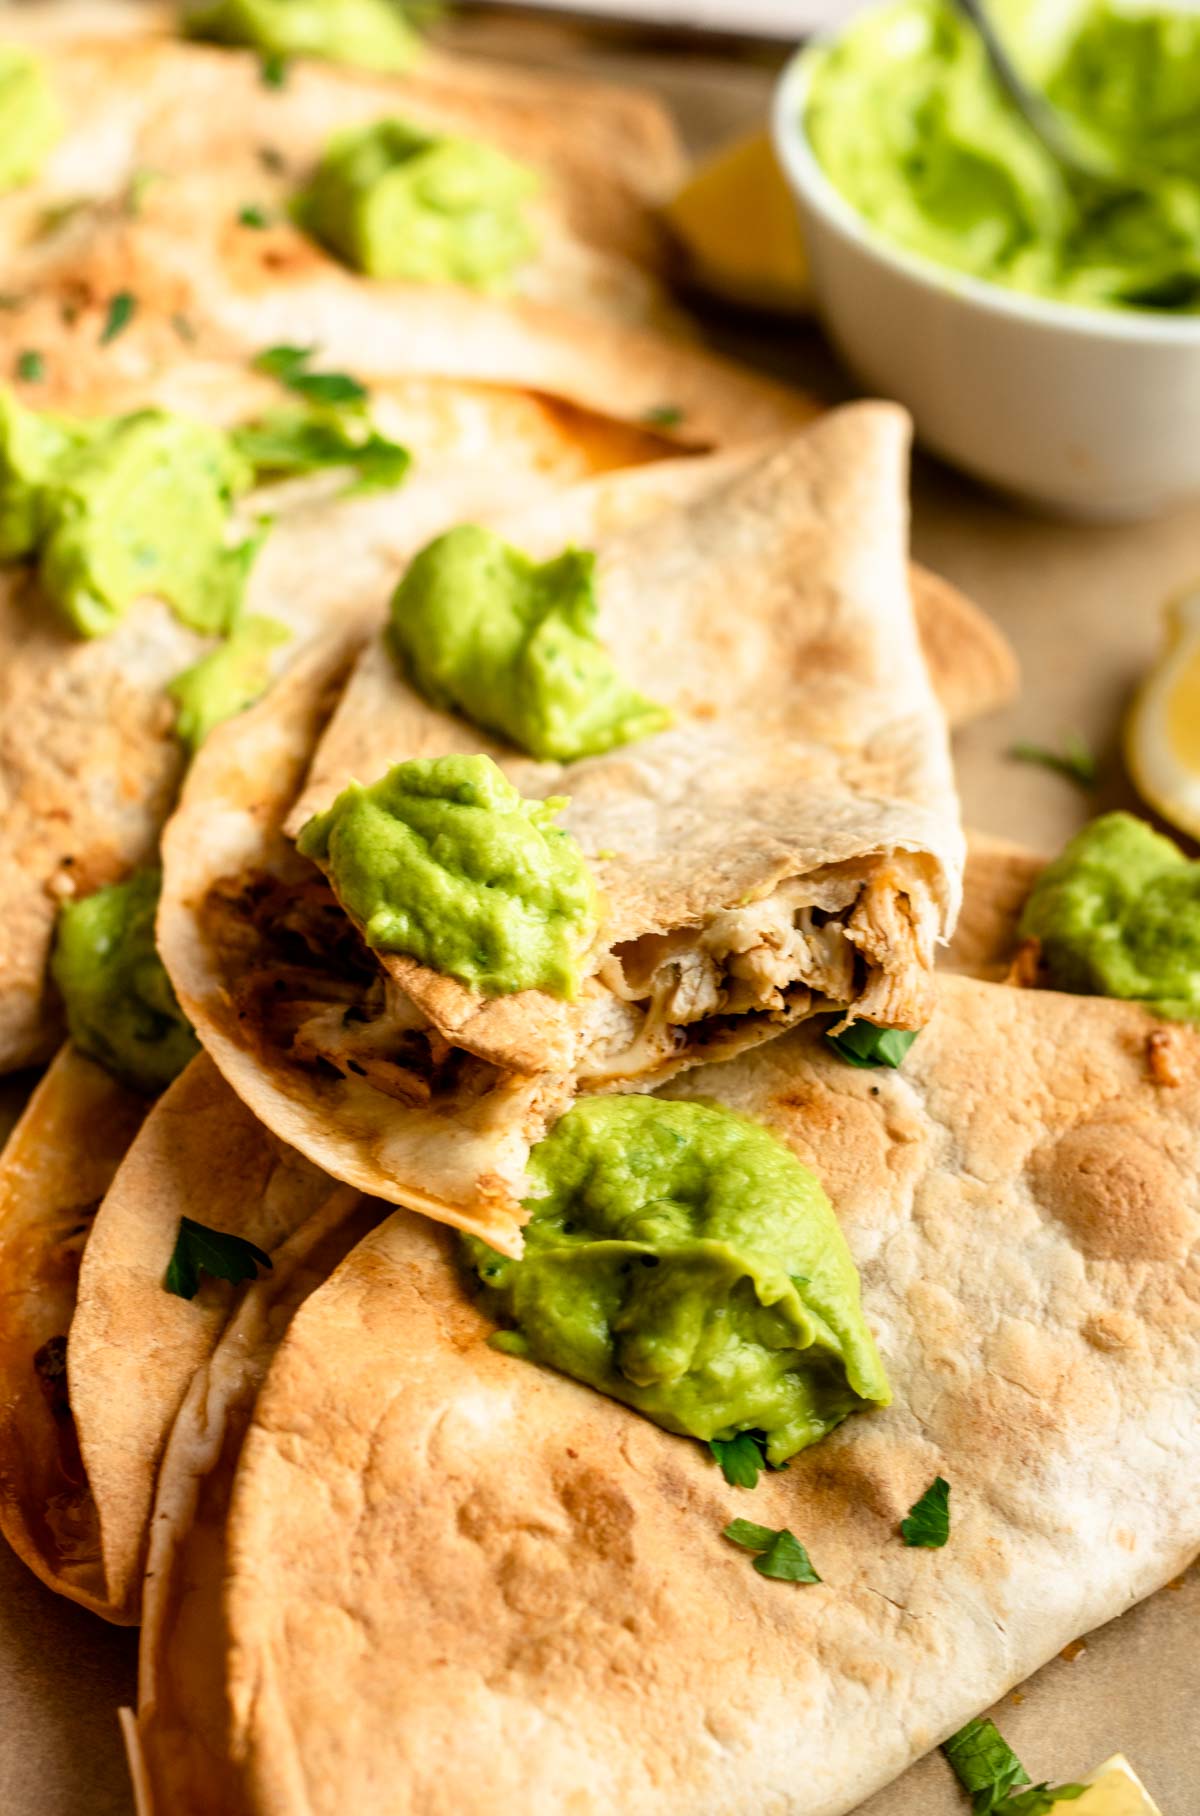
5, 7, 1197, 1816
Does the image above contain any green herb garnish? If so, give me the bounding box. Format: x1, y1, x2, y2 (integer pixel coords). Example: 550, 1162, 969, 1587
943, 1719, 1087, 1814
16, 350, 43, 383
233, 405, 410, 493
643, 403, 684, 428
260, 50, 288, 87
127, 168, 162, 216
1009, 734, 1097, 791
99, 290, 136, 345
826, 1022, 919, 1069
238, 203, 272, 229
900, 1475, 950, 1548
164, 1217, 273, 1301
709, 1432, 768, 1489
252, 343, 368, 406
170, 312, 197, 343
723, 1520, 821, 1583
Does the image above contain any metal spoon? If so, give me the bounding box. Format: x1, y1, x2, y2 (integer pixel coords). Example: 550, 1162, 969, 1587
950, 0, 1135, 195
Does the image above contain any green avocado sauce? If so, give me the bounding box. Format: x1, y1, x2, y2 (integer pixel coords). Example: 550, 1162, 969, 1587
50, 869, 200, 1095
168, 612, 291, 754
1019, 811, 1200, 1019
467, 1095, 890, 1463
297, 752, 598, 997
0, 391, 258, 638
0, 45, 61, 194
807, 0, 1200, 313
389, 524, 671, 763
183, 0, 419, 72
298, 119, 538, 286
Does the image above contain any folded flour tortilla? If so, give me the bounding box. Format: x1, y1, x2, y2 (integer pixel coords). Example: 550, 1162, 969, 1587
151, 972, 1200, 1816
1, 9, 805, 448
1, 0, 686, 274
129, 1187, 380, 1812
160, 404, 969, 1249
0, 365, 680, 1074
0, 1045, 146, 1618
0, 1046, 353, 1622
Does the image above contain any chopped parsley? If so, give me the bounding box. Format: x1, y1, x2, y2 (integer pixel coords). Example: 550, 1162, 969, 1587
900, 1475, 950, 1548
826, 1022, 919, 1069
233, 404, 410, 494
16, 350, 43, 383
259, 50, 288, 88
164, 1217, 273, 1301
99, 290, 136, 345
252, 343, 368, 407
126, 168, 162, 216
238, 203, 272, 229
723, 1519, 821, 1583
171, 311, 197, 343
943, 1719, 1087, 1814
643, 403, 684, 428
1009, 734, 1097, 791
709, 1432, 769, 1489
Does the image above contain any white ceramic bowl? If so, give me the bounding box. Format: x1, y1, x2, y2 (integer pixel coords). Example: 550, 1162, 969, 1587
772, 38, 1200, 521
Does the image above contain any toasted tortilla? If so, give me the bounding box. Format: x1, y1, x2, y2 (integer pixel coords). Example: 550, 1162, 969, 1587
1, 10, 808, 448
194, 973, 1200, 1816
0, 1044, 146, 1620
0, 366, 678, 1074
59, 1052, 352, 1621
160, 404, 968, 1248
3, 0, 686, 273
128, 1187, 380, 1814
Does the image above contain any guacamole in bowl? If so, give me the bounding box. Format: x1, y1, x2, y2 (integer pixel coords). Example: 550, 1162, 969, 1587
805, 0, 1200, 315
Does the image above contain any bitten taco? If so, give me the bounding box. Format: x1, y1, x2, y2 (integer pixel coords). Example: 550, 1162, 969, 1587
160, 405, 973, 1250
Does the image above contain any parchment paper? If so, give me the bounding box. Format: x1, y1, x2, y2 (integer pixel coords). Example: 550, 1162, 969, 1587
2, 18, 1198, 1814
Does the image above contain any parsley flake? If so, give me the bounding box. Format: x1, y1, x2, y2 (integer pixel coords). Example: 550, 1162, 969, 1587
943, 1719, 1087, 1814
238, 203, 272, 229
252, 343, 368, 406
723, 1520, 821, 1583
643, 403, 684, 428
1009, 734, 1097, 791
709, 1432, 768, 1489
260, 50, 288, 88
826, 1022, 918, 1069
99, 290, 136, 345
165, 1217, 273, 1301
901, 1475, 950, 1548
16, 350, 44, 383
171, 311, 197, 343
232, 405, 410, 494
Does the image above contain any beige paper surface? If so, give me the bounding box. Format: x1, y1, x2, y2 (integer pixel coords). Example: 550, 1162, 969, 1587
2, 19, 1199, 1814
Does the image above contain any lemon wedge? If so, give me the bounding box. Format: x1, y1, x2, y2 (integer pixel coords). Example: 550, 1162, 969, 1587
1063, 1753, 1163, 1814
662, 130, 810, 313
1126, 588, 1200, 839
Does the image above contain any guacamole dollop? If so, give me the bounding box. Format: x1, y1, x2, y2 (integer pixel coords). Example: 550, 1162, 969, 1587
0, 45, 61, 194
0, 391, 258, 638
168, 612, 291, 754
389, 525, 671, 763
468, 1095, 890, 1463
183, 0, 419, 72
297, 753, 598, 997
50, 869, 200, 1095
807, 0, 1200, 312
299, 119, 538, 286
1019, 811, 1200, 1018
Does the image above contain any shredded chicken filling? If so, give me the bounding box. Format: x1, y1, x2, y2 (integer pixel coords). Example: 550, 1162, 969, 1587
201, 856, 938, 1103
581, 864, 937, 1084
201, 870, 501, 1107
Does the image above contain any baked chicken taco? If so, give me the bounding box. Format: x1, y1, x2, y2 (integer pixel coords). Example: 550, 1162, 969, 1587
160, 404, 977, 1252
